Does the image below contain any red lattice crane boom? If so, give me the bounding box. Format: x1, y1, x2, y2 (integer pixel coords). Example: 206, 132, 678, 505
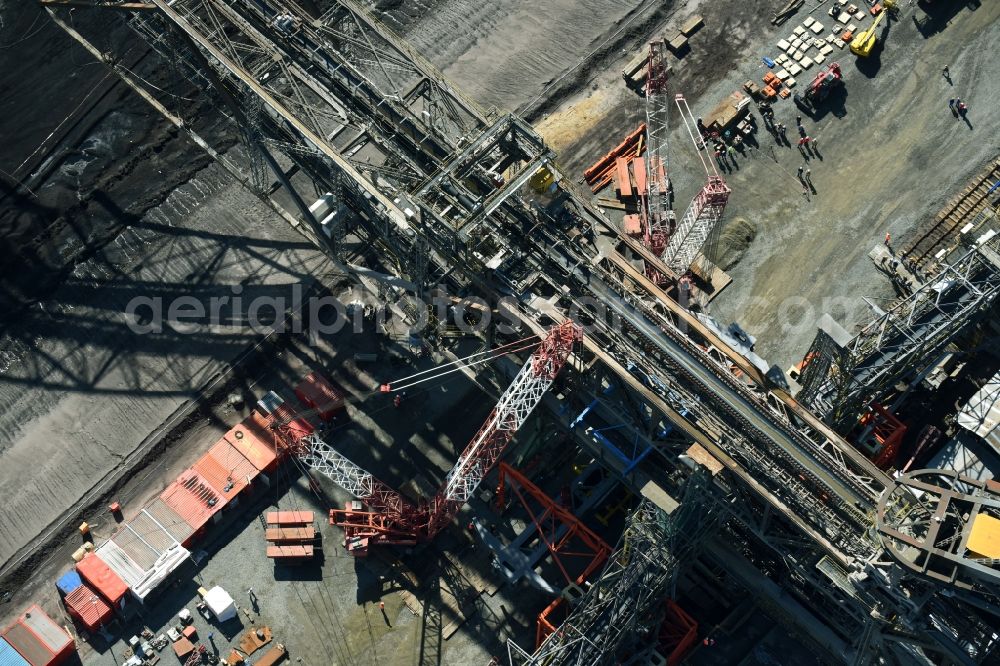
294, 321, 583, 554
641, 39, 674, 284
661, 94, 731, 274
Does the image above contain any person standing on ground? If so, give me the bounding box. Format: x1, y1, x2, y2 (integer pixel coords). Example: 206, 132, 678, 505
943, 65, 951, 82
957, 100, 968, 119
805, 168, 812, 184
797, 166, 804, 181
885, 232, 892, 249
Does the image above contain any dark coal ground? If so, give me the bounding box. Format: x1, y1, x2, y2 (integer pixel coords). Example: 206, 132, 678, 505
0, 4, 240, 321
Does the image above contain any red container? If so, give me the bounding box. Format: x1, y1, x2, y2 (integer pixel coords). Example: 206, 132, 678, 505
271, 402, 315, 444
75, 554, 128, 607
160, 469, 228, 535
2, 605, 74, 666
193, 439, 259, 499
224, 413, 279, 471
142, 497, 196, 547
623, 214, 642, 236
64, 585, 113, 632
294, 372, 345, 423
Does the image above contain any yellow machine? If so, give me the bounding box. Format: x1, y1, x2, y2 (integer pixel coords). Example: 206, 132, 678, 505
850, 5, 891, 57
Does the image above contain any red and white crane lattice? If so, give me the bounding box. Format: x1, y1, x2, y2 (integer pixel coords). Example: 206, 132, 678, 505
640, 40, 731, 281
274, 322, 582, 555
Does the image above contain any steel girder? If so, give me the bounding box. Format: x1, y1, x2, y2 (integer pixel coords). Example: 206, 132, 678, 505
47, 1, 1000, 660
800, 236, 1000, 429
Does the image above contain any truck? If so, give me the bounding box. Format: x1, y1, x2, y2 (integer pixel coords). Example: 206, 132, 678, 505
793, 62, 843, 113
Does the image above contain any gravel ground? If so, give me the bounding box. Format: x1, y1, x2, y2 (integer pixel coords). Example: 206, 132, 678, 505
368, 0, 667, 114
12, 323, 553, 665
68, 475, 544, 666
534, 0, 1000, 369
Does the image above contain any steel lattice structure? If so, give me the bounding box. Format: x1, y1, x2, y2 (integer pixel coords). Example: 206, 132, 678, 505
325, 322, 581, 548
425, 322, 581, 536
641, 39, 672, 283
508, 501, 677, 666
509, 471, 716, 666
798, 236, 1000, 429
46, 0, 1000, 661
297, 432, 414, 518
661, 95, 731, 274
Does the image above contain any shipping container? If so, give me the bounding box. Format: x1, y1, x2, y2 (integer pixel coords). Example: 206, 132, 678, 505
64, 584, 113, 632
2, 605, 74, 666
54, 571, 81, 598
0, 637, 30, 666
76, 553, 128, 608
96, 540, 190, 604
294, 372, 346, 422
159, 469, 228, 535
111, 507, 185, 571
224, 413, 279, 471
143, 497, 195, 546
193, 439, 259, 500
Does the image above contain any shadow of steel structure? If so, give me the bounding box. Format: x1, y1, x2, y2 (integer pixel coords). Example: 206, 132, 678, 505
44, 0, 1000, 663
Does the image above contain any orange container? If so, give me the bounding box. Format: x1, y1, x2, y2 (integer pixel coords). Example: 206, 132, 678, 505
65, 584, 113, 631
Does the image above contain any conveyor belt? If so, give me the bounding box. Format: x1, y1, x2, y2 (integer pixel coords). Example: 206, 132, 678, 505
595, 281, 868, 509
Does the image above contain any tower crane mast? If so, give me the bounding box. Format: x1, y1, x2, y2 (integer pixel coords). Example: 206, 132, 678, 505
642, 39, 673, 284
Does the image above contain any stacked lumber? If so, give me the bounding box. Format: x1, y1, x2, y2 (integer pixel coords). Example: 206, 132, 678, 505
264, 511, 317, 561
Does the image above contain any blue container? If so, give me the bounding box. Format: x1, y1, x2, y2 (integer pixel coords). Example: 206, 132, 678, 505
56, 569, 83, 597
0, 637, 30, 666
763, 56, 776, 68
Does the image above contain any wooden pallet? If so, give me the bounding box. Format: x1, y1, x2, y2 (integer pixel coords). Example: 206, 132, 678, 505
265, 511, 314, 526
265, 526, 316, 542
266, 544, 314, 559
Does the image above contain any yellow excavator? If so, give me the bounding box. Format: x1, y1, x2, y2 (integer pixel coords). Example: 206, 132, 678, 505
850, 0, 896, 57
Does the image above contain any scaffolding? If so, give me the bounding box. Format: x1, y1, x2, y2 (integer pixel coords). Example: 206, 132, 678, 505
798, 235, 1000, 430
509, 470, 717, 666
